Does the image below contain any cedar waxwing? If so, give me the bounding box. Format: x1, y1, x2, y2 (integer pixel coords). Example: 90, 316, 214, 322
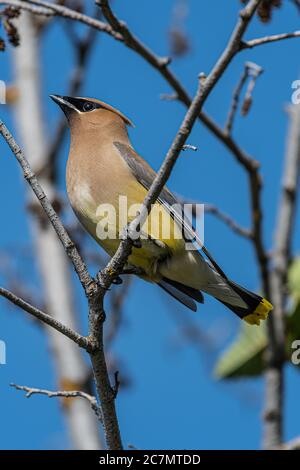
50, 94, 272, 325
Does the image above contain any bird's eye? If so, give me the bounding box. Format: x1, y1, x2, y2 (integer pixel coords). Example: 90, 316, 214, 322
82, 102, 95, 112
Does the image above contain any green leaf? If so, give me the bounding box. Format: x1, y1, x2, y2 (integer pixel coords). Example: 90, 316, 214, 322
288, 257, 300, 301
287, 258, 300, 369
214, 322, 267, 379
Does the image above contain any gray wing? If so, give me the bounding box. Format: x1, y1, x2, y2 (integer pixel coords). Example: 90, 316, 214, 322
114, 142, 196, 240
114, 141, 178, 207
114, 141, 228, 280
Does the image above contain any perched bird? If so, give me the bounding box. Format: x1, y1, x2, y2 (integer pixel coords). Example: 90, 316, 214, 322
50, 95, 272, 325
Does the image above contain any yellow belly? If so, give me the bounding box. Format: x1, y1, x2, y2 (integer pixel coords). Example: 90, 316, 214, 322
70, 182, 185, 280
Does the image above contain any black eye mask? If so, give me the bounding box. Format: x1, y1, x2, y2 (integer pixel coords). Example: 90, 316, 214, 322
62, 96, 102, 113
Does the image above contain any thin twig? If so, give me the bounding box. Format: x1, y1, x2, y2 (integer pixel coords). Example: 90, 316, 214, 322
0, 286, 92, 351
10, 383, 102, 421
225, 61, 263, 134
241, 62, 263, 116
0, 0, 121, 38
278, 436, 300, 450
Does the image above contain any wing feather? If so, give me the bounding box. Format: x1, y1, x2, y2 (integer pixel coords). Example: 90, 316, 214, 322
114, 141, 228, 280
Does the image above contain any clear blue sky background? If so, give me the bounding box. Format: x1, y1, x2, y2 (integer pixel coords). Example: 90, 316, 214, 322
0, 0, 300, 450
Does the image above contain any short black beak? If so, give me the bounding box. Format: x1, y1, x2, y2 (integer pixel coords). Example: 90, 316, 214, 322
50, 94, 77, 117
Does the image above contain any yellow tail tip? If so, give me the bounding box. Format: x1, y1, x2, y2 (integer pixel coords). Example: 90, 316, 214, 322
243, 298, 273, 326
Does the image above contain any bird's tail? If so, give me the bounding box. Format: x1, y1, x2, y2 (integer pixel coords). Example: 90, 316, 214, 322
217, 279, 272, 325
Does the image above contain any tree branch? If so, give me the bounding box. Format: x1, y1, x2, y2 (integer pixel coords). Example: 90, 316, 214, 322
0, 0, 121, 39
0, 0, 52, 16
0, 0, 257, 177
98, 0, 261, 107
225, 63, 250, 135
279, 436, 300, 450
225, 61, 263, 134
10, 383, 102, 421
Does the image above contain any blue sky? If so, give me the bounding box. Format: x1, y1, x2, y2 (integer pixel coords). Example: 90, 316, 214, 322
0, 0, 300, 449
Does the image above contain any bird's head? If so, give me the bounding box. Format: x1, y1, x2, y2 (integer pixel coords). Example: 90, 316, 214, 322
50, 95, 134, 130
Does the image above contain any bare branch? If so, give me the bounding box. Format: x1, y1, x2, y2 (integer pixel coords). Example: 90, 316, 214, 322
95, 0, 263, 288
241, 62, 263, 116
0, 121, 95, 296
225, 61, 263, 134
1, 0, 262, 195
99, 0, 261, 107
0, 0, 121, 39
11, 383, 102, 421
182, 144, 197, 151
242, 30, 300, 50
0, 0, 263, 450
205, 204, 252, 239
279, 436, 300, 450
0, 0, 52, 16
0, 286, 92, 351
